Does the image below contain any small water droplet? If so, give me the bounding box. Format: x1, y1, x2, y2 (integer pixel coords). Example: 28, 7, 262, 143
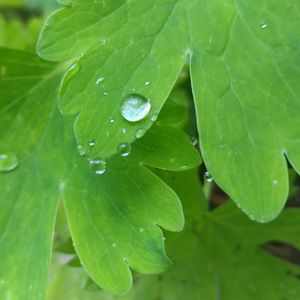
190, 136, 198, 146
120, 94, 151, 122
273, 179, 278, 185
136, 128, 146, 139
145, 81, 150, 86
60, 62, 80, 95
103, 90, 108, 96
139, 228, 144, 232
88, 139, 95, 147
90, 159, 106, 175
122, 128, 127, 134
109, 118, 115, 124
260, 22, 268, 29
118, 143, 131, 157
100, 38, 106, 45
96, 77, 104, 85
150, 112, 158, 122
0, 152, 19, 172
77, 144, 86, 156
204, 171, 213, 183
249, 214, 255, 221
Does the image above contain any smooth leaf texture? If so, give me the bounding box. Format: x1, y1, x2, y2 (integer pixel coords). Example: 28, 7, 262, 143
0, 48, 200, 297
46, 170, 300, 300
37, 0, 300, 222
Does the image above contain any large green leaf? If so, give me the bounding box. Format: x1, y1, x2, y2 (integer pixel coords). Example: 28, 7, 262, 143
46, 170, 300, 300
0, 48, 200, 297
37, 0, 300, 222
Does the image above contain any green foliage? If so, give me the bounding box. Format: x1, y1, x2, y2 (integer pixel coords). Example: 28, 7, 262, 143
37, 0, 300, 222
1, 1, 300, 299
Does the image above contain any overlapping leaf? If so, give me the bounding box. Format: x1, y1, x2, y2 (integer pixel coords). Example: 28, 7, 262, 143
46, 170, 300, 300
37, 0, 300, 222
0, 48, 200, 298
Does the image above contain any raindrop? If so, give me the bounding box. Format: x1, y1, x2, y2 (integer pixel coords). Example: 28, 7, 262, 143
204, 171, 213, 183
260, 22, 268, 29
0, 152, 19, 172
103, 90, 108, 96
88, 139, 95, 147
96, 77, 104, 85
190, 136, 198, 146
136, 128, 146, 139
109, 118, 115, 124
118, 143, 131, 157
122, 128, 127, 134
145, 81, 150, 86
150, 113, 158, 122
77, 144, 86, 156
120, 94, 151, 122
90, 159, 106, 175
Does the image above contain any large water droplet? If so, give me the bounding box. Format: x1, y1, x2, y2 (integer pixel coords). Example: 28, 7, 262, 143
120, 94, 151, 122
118, 143, 131, 157
90, 159, 106, 175
136, 128, 146, 139
0, 152, 19, 172
204, 171, 213, 183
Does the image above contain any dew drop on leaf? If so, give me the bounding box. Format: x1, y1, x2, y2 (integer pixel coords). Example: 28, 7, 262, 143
120, 94, 151, 122
77, 144, 86, 156
0, 152, 19, 172
89, 159, 106, 175
190, 136, 198, 146
260, 22, 268, 29
136, 128, 146, 139
96, 77, 104, 85
204, 171, 213, 183
145, 81, 150, 86
109, 118, 115, 124
150, 112, 158, 122
118, 143, 131, 157
88, 139, 95, 147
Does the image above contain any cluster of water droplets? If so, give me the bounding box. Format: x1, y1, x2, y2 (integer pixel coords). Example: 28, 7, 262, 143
204, 171, 213, 183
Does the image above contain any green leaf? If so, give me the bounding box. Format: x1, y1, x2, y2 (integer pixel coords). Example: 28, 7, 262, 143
117, 170, 300, 299
37, 0, 300, 222
0, 48, 200, 296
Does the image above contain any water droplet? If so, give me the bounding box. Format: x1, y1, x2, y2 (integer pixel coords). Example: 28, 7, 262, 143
204, 171, 213, 183
96, 77, 104, 85
90, 159, 106, 175
249, 214, 255, 221
88, 139, 95, 147
145, 81, 150, 86
139, 228, 144, 232
0, 152, 19, 172
100, 38, 106, 45
122, 128, 127, 134
120, 94, 151, 122
190, 136, 198, 146
60, 62, 80, 95
150, 113, 158, 122
273, 179, 278, 185
77, 144, 86, 156
103, 90, 108, 96
118, 143, 131, 157
260, 22, 268, 29
136, 128, 146, 139
109, 118, 115, 124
